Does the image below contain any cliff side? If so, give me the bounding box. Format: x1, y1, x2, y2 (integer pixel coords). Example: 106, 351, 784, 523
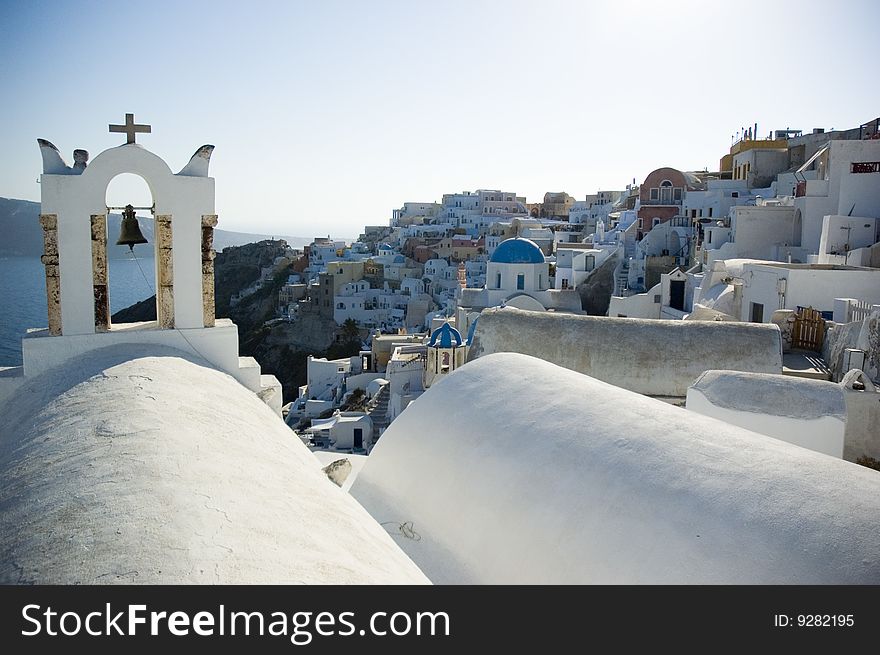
112, 240, 358, 402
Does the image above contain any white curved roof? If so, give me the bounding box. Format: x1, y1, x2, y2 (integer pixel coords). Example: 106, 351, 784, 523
691, 370, 846, 420
351, 353, 880, 583
0, 345, 428, 584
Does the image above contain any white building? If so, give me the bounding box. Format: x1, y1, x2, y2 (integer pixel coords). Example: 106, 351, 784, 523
608, 267, 694, 320
569, 190, 623, 231
793, 139, 880, 254
391, 201, 441, 226
736, 262, 880, 323
385, 343, 427, 422
333, 284, 410, 330
554, 246, 612, 290
306, 412, 374, 452
815, 214, 879, 266
683, 179, 752, 222
308, 238, 347, 277
437, 189, 528, 235
690, 257, 880, 324
702, 201, 802, 268
626, 220, 694, 292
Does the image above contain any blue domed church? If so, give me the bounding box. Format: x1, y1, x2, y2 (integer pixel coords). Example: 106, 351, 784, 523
456, 237, 582, 332
424, 322, 468, 388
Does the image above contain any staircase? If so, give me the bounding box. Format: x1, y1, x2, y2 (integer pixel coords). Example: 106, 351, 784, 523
366, 384, 391, 437
614, 259, 630, 297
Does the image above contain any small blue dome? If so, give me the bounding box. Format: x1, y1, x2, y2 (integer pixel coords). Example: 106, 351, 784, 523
393, 255, 405, 264
490, 238, 545, 264
379, 243, 393, 250
429, 322, 463, 348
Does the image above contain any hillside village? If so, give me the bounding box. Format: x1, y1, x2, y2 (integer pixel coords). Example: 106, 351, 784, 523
275, 116, 880, 465
1, 113, 879, 585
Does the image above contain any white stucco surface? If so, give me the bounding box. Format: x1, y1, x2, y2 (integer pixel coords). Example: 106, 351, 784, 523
468, 307, 783, 397
0, 345, 428, 584
351, 353, 880, 583
686, 370, 846, 458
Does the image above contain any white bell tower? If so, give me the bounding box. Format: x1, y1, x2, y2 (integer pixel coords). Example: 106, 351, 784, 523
3, 114, 284, 414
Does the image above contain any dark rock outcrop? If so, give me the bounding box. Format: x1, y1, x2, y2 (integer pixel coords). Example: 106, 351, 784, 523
576, 249, 620, 315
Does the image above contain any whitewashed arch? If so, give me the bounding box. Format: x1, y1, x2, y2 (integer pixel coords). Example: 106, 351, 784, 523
40, 144, 215, 334
504, 294, 547, 312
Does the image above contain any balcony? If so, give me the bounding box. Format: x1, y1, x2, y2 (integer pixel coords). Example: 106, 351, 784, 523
641, 199, 682, 207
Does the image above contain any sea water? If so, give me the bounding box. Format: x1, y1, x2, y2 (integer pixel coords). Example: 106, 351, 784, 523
0, 255, 156, 366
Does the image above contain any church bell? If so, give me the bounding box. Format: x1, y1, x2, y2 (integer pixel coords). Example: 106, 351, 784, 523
116, 204, 148, 250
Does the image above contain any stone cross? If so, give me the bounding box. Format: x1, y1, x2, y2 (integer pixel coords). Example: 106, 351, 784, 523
109, 113, 151, 144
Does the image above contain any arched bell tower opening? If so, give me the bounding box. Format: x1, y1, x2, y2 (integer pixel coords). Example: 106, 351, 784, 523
103, 173, 158, 330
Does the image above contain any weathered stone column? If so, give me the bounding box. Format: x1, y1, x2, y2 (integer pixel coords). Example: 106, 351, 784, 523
155, 214, 174, 329
201, 214, 217, 327
39, 213, 62, 336
90, 214, 109, 332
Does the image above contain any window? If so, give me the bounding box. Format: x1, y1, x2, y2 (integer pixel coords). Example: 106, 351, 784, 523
750, 302, 764, 323
708, 207, 713, 217
673, 188, 682, 201
650, 188, 659, 201
851, 161, 880, 173
707, 231, 712, 244
517, 274, 525, 290
654, 294, 661, 303
496, 272, 501, 288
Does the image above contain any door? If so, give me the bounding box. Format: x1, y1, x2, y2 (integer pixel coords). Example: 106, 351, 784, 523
791, 307, 825, 351
353, 428, 363, 450
669, 280, 685, 311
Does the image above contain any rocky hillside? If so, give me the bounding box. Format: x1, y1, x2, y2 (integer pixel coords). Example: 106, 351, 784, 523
111, 239, 361, 402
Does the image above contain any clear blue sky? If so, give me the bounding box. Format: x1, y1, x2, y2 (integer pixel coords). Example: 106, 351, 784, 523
2, 0, 878, 237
